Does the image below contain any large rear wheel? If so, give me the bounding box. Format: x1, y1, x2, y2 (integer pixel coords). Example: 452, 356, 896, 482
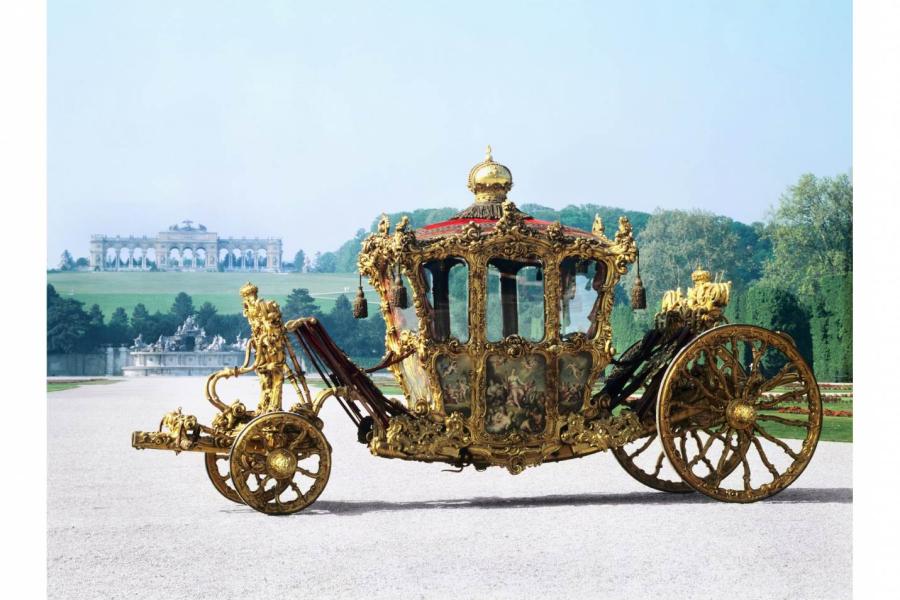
656, 324, 822, 502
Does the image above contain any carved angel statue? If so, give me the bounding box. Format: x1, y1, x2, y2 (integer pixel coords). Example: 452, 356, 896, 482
378, 214, 391, 235
615, 216, 633, 244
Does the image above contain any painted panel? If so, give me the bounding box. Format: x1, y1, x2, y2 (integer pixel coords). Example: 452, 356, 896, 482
484, 353, 548, 435
435, 353, 474, 417
558, 352, 593, 415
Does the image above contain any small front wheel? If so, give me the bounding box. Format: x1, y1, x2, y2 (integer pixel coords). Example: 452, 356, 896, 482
230, 411, 332, 515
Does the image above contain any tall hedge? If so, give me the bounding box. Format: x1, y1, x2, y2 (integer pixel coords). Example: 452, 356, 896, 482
732, 284, 814, 374
808, 274, 852, 381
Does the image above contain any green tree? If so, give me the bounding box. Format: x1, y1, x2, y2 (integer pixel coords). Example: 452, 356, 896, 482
293, 249, 306, 273
196, 302, 218, 330
170, 292, 195, 322
58, 250, 75, 271
108, 307, 131, 345
86, 304, 106, 346
314, 252, 337, 273
762, 173, 852, 298
282, 288, 322, 321
75, 257, 89, 269
47, 284, 92, 353
322, 294, 357, 351
626, 209, 768, 309
131, 303, 151, 335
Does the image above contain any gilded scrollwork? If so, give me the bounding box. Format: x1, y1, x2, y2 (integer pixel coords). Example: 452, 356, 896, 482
658, 267, 732, 332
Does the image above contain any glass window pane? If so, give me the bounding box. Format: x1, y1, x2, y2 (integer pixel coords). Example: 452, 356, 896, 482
421, 258, 469, 343
560, 258, 607, 338
486, 258, 544, 342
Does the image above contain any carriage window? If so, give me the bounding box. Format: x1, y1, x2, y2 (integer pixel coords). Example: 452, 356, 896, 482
560, 257, 607, 338
486, 258, 544, 342
421, 258, 469, 342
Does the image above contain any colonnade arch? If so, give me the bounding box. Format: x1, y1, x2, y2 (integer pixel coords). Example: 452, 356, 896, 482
89, 229, 282, 272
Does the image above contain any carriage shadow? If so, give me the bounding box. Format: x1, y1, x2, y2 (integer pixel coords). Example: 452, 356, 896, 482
222, 487, 852, 516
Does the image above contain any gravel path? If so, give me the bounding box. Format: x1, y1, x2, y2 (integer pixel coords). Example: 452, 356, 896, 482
48, 377, 851, 599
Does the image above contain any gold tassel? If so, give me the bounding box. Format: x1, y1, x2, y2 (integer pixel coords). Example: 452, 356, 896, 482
353, 275, 368, 319
631, 252, 647, 310
391, 268, 409, 309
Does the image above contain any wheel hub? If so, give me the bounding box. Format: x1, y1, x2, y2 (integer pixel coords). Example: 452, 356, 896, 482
726, 401, 757, 430
266, 448, 297, 479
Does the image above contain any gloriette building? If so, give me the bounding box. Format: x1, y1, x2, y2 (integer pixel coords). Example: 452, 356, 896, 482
89, 220, 283, 272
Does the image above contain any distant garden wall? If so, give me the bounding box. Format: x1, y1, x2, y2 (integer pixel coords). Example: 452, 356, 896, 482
47, 347, 131, 376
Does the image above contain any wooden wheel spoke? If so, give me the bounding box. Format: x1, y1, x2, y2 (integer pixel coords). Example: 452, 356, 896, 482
703, 349, 734, 400
760, 362, 801, 393
296, 465, 319, 479
752, 424, 800, 460
289, 481, 308, 502
710, 427, 735, 486
679, 368, 725, 406
716, 345, 744, 396
757, 413, 810, 428
651, 451, 666, 477
687, 430, 716, 473
740, 451, 752, 491
749, 342, 769, 375
628, 433, 657, 459
750, 435, 780, 480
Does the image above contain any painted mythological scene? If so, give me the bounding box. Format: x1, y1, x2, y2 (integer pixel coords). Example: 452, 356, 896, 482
435, 354, 473, 417
484, 354, 548, 435
558, 352, 593, 415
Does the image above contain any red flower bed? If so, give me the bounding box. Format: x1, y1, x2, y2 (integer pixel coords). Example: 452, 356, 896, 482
776, 406, 852, 417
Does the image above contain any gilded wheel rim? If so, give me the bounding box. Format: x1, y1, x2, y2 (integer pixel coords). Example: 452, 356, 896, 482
229, 412, 331, 515
204, 452, 243, 504
612, 430, 694, 493
656, 324, 822, 503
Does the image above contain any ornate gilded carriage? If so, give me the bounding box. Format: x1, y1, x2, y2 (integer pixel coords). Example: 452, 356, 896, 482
133, 149, 822, 514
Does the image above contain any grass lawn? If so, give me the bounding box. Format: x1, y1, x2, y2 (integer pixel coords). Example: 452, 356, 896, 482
759, 413, 852, 443
47, 379, 120, 393
47, 271, 368, 316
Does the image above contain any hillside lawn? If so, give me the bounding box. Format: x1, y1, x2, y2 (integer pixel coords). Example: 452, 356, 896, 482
47, 271, 369, 317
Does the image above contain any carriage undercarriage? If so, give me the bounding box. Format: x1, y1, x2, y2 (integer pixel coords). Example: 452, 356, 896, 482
132, 290, 822, 514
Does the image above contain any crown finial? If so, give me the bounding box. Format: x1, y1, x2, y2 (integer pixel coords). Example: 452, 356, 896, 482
467, 146, 512, 204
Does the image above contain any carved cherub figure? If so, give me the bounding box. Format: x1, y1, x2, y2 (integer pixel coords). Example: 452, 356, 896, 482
592, 214, 605, 237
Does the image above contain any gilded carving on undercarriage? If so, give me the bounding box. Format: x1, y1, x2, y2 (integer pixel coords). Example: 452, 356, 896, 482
132, 148, 822, 515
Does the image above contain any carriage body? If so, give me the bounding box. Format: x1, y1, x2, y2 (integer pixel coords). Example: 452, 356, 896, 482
132, 149, 823, 514
357, 158, 643, 471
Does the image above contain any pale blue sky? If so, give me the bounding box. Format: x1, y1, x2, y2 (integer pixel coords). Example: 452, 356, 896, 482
48, 0, 850, 265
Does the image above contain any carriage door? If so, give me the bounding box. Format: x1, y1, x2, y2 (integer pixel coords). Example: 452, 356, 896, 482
482, 257, 550, 437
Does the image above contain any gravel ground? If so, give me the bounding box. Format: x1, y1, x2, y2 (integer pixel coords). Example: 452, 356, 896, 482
48, 377, 852, 599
